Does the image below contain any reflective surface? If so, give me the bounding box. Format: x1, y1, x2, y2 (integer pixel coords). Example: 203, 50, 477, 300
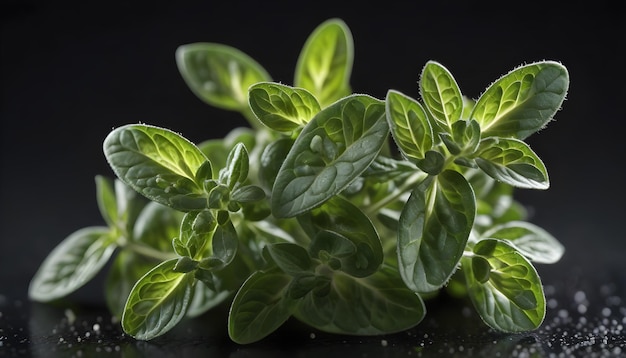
2, 261, 625, 357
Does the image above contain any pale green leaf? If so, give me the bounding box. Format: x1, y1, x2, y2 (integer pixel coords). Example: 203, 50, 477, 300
294, 18, 353, 107
122, 258, 195, 340
29, 227, 116, 302
482, 221, 564, 264
470, 61, 569, 139
385, 89, 434, 160
249, 82, 321, 132
419, 61, 464, 130
103, 124, 209, 211
475, 137, 549, 189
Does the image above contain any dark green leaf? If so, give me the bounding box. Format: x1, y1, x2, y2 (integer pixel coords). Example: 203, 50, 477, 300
470, 61, 569, 139
249, 82, 321, 132
294, 18, 353, 108
122, 258, 195, 340
398, 171, 475, 293
464, 239, 546, 332
105, 251, 157, 319
133, 201, 183, 253
298, 196, 383, 277
476, 137, 549, 189
103, 124, 209, 211
29, 227, 116, 302
294, 266, 425, 335
259, 137, 294, 190
385, 89, 434, 160
416, 150, 445, 175
267, 242, 312, 275
231, 185, 266, 203
95, 175, 117, 227
228, 269, 293, 344
272, 94, 388, 218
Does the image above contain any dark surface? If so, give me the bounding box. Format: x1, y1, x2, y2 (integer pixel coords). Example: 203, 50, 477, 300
1, 1, 625, 357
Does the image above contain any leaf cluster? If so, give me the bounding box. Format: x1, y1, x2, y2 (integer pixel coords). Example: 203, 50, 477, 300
29, 18, 568, 344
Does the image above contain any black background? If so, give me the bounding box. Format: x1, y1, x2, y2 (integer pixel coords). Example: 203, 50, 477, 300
1, 0, 624, 316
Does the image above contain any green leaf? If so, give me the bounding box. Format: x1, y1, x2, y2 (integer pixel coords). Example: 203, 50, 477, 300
218, 142, 249, 190
475, 137, 549, 189
198, 127, 256, 179
398, 171, 475, 293
419, 61, 464, 130
464, 239, 546, 332
272, 94, 388, 218
105, 251, 157, 319
122, 258, 195, 340
173, 210, 216, 259
133, 201, 183, 253
294, 18, 353, 108
95, 175, 118, 227
249, 82, 321, 132
228, 269, 293, 344
267, 242, 312, 275
258, 137, 294, 190
208, 220, 239, 268
231, 185, 266, 203
103, 124, 209, 211
29, 227, 116, 302
186, 281, 231, 318
298, 196, 383, 277
385, 89, 434, 161
482, 221, 564, 264
175, 42, 271, 126
470, 61, 569, 139
294, 266, 425, 335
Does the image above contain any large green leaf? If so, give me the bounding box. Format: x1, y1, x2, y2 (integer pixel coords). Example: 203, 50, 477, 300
175, 42, 271, 125
475, 137, 549, 189
294, 266, 425, 335
464, 239, 546, 332
294, 18, 353, 108
228, 269, 293, 344
470, 61, 569, 139
105, 251, 157, 319
272, 94, 388, 218
29, 227, 116, 302
103, 124, 209, 211
481, 221, 564, 264
122, 258, 195, 340
385, 89, 434, 161
299, 196, 383, 277
419, 61, 464, 131
398, 171, 475, 293
249, 82, 321, 132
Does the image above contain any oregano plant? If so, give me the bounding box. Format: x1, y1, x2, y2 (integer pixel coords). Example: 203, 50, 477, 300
29, 18, 568, 344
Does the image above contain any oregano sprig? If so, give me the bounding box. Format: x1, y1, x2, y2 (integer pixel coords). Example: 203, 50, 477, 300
29, 17, 568, 343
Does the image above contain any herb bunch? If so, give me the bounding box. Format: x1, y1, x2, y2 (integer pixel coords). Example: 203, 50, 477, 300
29, 18, 568, 344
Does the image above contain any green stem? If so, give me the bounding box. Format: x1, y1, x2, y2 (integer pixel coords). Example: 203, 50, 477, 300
365, 171, 427, 216
123, 242, 177, 261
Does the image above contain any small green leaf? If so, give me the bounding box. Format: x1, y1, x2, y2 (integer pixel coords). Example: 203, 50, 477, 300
29, 227, 115, 302
103, 124, 209, 211
258, 137, 294, 190
219, 142, 249, 190
95, 175, 118, 227
209, 220, 238, 267
249, 82, 321, 132
471, 256, 491, 283
475, 137, 549, 189
267, 243, 312, 275
385, 89, 434, 161
122, 258, 195, 340
294, 18, 353, 108
298, 196, 383, 277
416, 150, 445, 175
470, 61, 569, 139
228, 269, 293, 344
482, 221, 564, 263
450, 119, 481, 154
419, 61, 464, 130
198, 127, 256, 179
231, 185, 266, 203
398, 171, 475, 293
464, 239, 546, 332
174, 210, 216, 259
294, 266, 425, 335
175, 43, 271, 126
272, 94, 388, 218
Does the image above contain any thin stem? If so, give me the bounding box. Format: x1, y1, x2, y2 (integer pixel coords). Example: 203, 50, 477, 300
365, 171, 427, 216
123, 241, 177, 261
